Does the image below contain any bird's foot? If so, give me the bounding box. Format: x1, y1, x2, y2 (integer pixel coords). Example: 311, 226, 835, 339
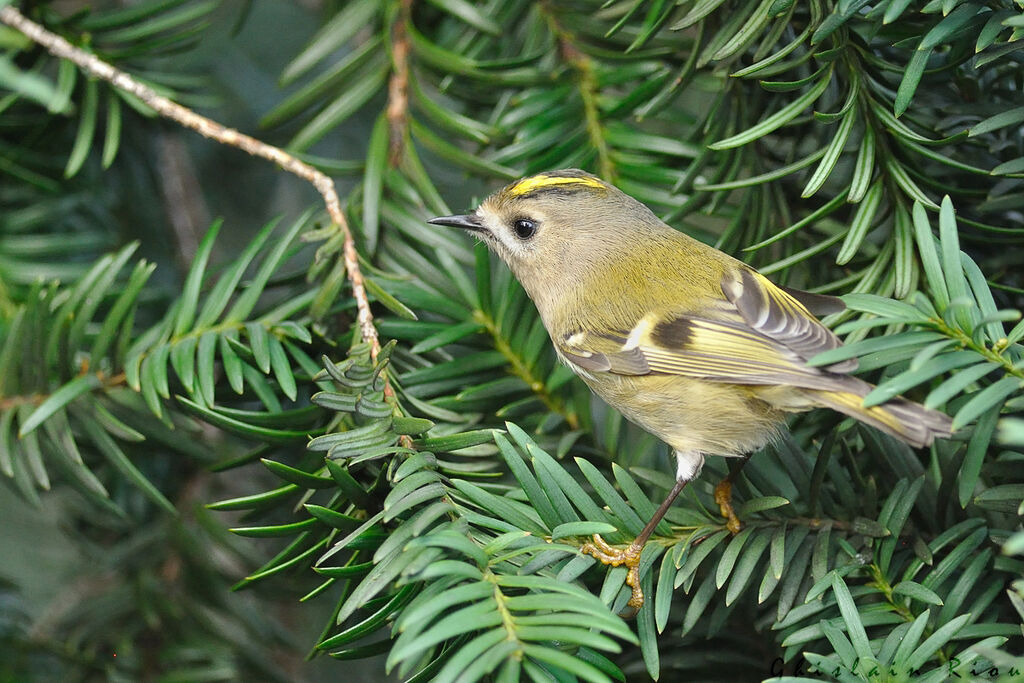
714, 478, 742, 534
580, 534, 645, 612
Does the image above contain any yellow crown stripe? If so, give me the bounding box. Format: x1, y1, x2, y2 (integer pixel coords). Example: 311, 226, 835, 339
506, 175, 605, 197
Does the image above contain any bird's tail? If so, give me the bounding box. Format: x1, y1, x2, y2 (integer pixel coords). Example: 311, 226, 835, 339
803, 377, 952, 448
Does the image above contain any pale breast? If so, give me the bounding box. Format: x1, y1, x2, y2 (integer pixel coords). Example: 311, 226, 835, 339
572, 369, 787, 457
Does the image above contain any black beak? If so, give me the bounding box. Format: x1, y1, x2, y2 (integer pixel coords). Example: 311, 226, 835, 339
427, 214, 485, 232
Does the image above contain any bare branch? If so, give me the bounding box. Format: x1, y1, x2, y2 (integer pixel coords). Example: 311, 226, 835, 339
0, 6, 383, 359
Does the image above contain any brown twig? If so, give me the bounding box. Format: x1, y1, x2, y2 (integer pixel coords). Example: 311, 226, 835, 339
386, 0, 413, 167
156, 132, 211, 269
0, 6, 382, 359
0, 372, 127, 412
541, 5, 615, 182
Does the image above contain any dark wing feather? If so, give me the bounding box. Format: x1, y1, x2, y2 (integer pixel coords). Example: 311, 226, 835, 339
559, 343, 649, 375
779, 284, 846, 316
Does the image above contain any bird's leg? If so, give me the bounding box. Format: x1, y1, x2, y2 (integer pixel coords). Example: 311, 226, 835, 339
581, 477, 688, 614
714, 456, 749, 534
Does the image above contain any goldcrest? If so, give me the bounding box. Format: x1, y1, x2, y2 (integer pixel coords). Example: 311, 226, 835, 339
430, 169, 951, 610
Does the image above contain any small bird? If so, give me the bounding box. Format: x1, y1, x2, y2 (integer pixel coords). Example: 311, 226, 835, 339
429, 169, 952, 611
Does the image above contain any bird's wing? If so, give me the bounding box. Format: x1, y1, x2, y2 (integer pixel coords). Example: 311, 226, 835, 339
556, 268, 856, 390
721, 269, 851, 368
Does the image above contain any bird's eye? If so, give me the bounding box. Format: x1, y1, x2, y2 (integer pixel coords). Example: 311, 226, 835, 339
513, 218, 537, 240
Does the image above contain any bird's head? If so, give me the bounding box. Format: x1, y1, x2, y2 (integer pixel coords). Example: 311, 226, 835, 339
428, 169, 663, 305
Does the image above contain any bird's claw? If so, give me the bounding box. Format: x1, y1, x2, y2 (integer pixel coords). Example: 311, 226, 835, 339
580, 534, 645, 613
714, 479, 742, 534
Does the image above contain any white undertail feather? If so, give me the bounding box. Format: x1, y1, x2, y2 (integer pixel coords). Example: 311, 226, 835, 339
674, 450, 705, 483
